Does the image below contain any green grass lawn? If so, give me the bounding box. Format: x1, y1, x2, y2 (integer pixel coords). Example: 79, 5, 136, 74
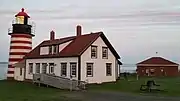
88, 76, 180, 96
1, 77, 180, 101
0, 80, 81, 101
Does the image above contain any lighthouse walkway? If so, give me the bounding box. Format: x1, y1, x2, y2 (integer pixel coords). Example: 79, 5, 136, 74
33, 74, 87, 90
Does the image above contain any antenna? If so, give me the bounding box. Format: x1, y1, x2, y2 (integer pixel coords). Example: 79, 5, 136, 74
155, 52, 159, 57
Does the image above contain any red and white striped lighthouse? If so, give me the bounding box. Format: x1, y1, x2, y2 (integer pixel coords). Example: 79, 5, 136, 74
7, 8, 35, 79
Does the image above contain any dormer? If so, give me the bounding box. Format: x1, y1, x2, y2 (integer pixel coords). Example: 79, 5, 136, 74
40, 30, 72, 55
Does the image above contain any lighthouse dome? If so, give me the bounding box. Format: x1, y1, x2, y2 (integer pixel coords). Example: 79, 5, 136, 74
15, 8, 30, 18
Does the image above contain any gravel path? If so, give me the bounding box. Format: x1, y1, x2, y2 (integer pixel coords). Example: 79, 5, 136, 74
63, 91, 180, 101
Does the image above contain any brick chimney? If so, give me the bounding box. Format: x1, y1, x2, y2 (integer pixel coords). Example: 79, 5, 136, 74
50, 30, 55, 40
76, 25, 82, 36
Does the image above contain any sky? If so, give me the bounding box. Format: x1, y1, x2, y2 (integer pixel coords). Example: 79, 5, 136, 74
0, 0, 180, 64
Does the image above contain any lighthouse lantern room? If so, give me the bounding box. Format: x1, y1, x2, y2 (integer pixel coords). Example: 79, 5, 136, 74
7, 8, 35, 79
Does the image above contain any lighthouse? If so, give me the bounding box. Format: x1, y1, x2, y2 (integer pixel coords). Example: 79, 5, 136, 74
7, 8, 35, 79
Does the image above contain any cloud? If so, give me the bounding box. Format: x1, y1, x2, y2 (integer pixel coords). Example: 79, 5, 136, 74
1, 0, 180, 64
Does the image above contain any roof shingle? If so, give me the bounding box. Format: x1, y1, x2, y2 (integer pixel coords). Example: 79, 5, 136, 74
137, 57, 178, 65
24, 32, 120, 59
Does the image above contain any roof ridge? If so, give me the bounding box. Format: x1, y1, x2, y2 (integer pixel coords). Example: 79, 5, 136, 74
43, 36, 76, 42
24, 31, 120, 59
43, 32, 101, 42
137, 56, 178, 65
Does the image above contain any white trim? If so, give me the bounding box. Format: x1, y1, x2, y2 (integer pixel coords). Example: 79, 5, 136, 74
10, 49, 31, 53
7, 74, 14, 77
9, 55, 25, 59
8, 68, 15, 71
9, 62, 18, 65
59, 41, 72, 52
11, 43, 32, 47
11, 37, 32, 42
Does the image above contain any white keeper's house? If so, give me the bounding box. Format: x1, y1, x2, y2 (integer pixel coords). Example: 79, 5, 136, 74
14, 25, 122, 84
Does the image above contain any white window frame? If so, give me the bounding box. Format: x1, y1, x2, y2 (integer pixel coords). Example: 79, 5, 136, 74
70, 63, 77, 77
28, 63, 33, 74
49, 46, 52, 54
42, 63, 47, 74
35, 63, 40, 74
53, 45, 58, 54
86, 63, 93, 77
49, 63, 55, 74
91, 46, 97, 59
106, 63, 112, 76
61, 63, 67, 77
102, 47, 108, 59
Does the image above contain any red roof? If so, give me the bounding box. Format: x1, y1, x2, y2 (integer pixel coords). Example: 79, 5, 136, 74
15, 8, 30, 18
24, 32, 120, 59
137, 57, 178, 65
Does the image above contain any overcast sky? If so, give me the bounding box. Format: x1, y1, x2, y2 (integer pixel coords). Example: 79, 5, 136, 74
0, 0, 180, 64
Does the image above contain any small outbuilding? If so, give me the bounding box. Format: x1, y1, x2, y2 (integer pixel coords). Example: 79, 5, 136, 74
136, 57, 179, 77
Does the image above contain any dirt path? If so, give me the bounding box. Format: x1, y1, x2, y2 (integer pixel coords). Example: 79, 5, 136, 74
62, 91, 180, 101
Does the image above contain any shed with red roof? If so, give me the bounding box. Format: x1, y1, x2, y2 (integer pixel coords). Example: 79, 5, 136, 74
136, 57, 179, 77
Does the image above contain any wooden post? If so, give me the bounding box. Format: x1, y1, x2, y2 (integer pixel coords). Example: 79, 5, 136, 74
136, 74, 139, 80
70, 76, 72, 91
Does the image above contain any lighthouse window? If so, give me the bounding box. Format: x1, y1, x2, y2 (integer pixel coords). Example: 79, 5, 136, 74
16, 16, 24, 24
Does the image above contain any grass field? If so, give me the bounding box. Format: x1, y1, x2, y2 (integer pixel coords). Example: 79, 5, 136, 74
1, 76, 180, 101
0, 80, 81, 101
88, 76, 180, 96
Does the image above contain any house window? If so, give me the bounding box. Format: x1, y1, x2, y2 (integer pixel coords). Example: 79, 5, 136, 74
20, 68, 23, 76
42, 63, 47, 74
91, 46, 97, 58
150, 68, 155, 75
102, 47, 108, 59
35, 63, 40, 74
61, 63, 67, 76
145, 69, 149, 76
106, 63, 112, 76
28, 63, 33, 74
70, 63, 77, 77
49, 63, 55, 74
53, 45, 58, 54
86, 63, 93, 77
49, 46, 52, 54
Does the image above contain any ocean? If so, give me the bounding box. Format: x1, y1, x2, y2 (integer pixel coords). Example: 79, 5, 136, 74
121, 64, 136, 73
0, 63, 8, 80
0, 63, 136, 79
